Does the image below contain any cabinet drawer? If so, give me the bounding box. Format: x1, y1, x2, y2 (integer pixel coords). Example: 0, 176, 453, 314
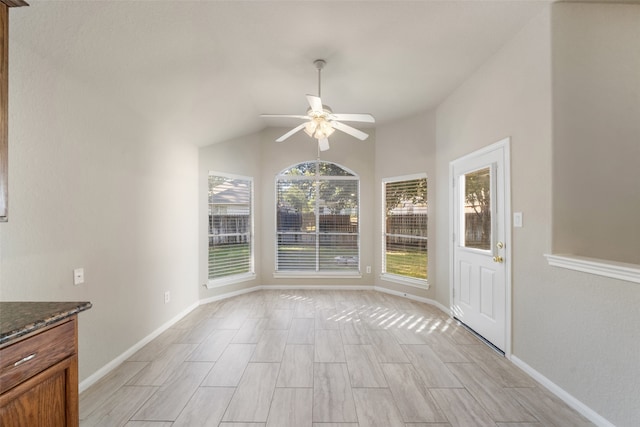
0, 319, 76, 394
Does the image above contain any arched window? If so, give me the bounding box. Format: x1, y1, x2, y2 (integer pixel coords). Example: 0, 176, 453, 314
276, 160, 359, 274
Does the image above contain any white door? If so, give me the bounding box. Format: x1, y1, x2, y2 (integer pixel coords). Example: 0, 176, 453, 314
451, 138, 510, 353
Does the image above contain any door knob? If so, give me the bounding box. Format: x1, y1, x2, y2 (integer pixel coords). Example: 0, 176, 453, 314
492, 256, 504, 263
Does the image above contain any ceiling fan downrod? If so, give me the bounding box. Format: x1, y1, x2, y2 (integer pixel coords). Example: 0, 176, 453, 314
314, 59, 326, 98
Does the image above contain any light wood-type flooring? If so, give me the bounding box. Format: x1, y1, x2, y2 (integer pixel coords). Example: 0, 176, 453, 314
80, 289, 594, 427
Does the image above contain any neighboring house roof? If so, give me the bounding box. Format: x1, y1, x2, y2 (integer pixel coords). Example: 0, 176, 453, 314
209, 181, 250, 205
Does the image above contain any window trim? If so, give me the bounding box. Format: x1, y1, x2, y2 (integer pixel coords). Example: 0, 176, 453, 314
207, 171, 255, 289
381, 173, 429, 288
274, 160, 360, 276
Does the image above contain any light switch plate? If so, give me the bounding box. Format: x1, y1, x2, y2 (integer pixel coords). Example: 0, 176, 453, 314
514, 212, 523, 228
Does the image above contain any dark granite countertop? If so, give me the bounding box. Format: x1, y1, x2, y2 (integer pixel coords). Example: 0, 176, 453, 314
0, 301, 92, 346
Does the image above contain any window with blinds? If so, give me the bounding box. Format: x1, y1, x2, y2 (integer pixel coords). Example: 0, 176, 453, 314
276, 161, 359, 274
208, 173, 254, 285
383, 174, 428, 285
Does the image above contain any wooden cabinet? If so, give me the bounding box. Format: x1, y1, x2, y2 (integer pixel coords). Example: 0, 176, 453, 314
0, 2, 8, 221
0, 318, 80, 427
0, 0, 28, 222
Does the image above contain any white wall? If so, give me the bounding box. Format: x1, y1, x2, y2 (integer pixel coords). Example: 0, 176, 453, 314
374, 111, 437, 299
435, 7, 553, 309
199, 132, 263, 300
435, 6, 640, 425
545, 5, 640, 424
552, 2, 640, 264
1, 11, 200, 382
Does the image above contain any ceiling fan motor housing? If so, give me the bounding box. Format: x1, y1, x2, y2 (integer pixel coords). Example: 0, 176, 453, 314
306, 105, 333, 118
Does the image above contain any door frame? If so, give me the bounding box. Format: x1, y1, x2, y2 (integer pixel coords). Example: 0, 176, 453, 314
449, 137, 512, 358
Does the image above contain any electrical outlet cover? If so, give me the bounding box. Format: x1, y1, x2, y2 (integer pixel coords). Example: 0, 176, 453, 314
73, 268, 84, 286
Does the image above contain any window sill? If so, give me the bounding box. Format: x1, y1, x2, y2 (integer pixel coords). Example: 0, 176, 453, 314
544, 254, 640, 284
380, 273, 429, 290
273, 271, 362, 279
207, 272, 256, 289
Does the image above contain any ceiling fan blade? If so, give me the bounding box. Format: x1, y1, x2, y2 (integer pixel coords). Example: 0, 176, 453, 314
318, 138, 330, 151
331, 121, 369, 141
276, 123, 307, 142
261, 114, 309, 120
306, 94, 323, 113
330, 113, 375, 123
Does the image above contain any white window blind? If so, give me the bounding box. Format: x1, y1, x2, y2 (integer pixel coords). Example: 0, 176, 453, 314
383, 175, 428, 283
276, 161, 359, 273
208, 173, 253, 282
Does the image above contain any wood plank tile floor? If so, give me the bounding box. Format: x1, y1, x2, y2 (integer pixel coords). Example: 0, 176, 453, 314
80, 290, 594, 427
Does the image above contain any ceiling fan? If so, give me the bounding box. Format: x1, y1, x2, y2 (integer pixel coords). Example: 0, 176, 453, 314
260, 59, 375, 151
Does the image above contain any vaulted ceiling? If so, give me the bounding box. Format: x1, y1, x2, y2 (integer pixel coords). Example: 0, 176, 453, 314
12, 1, 550, 146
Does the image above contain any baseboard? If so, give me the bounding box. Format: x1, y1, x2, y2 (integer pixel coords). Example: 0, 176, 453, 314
78, 300, 199, 393
262, 284, 374, 291
510, 355, 614, 427
374, 285, 451, 315
199, 285, 263, 305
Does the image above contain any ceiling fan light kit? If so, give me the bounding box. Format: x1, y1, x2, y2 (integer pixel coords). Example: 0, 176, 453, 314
260, 59, 374, 152
304, 117, 335, 139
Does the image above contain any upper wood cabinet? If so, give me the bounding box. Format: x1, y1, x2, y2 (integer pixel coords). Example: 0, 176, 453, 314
0, 3, 8, 221
0, 0, 27, 222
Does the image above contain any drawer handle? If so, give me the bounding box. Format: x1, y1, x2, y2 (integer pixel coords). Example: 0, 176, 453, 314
14, 353, 37, 367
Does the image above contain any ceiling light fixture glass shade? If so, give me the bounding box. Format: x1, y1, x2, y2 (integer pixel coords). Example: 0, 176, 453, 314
304, 120, 318, 137
318, 119, 335, 137
304, 117, 335, 140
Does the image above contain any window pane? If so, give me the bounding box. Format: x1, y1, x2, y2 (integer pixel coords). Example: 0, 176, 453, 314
385, 236, 427, 279
276, 161, 359, 273
463, 167, 491, 250
277, 234, 316, 270
208, 241, 250, 278
209, 176, 251, 210
319, 234, 358, 270
386, 213, 427, 238
319, 214, 358, 234
277, 180, 316, 232
386, 178, 427, 214
281, 162, 316, 176
209, 174, 252, 280
383, 176, 428, 282
318, 161, 355, 176
318, 180, 358, 233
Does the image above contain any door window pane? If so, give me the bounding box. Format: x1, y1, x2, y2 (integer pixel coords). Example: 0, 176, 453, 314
463, 167, 491, 250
